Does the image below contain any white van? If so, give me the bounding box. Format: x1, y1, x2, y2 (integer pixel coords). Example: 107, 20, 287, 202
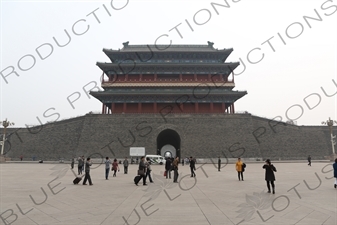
145, 155, 166, 165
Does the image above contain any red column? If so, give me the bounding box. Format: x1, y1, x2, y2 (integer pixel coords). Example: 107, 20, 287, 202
154, 102, 157, 113
123, 103, 126, 113
231, 103, 235, 113
222, 103, 225, 113
111, 103, 115, 114
140, 74, 142, 81
125, 74, 128, 81
179, 103, 183, 113
194, 74, 197, 81
102, 104, 105, 114
154, 74, 157, 81
195, 102, 199, 113
179, 74, 182, 81
210, 102, 213, 112
138, 103, 141, 113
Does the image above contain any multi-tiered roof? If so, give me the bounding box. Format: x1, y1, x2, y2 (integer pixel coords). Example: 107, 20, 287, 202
90, 41, 247, 114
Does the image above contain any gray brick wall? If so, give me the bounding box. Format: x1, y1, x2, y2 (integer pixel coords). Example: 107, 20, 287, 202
1, 114, 336, 161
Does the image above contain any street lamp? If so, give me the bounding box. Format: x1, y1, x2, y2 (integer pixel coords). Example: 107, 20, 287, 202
1, 119, 15, 155
322, 117, 337, 155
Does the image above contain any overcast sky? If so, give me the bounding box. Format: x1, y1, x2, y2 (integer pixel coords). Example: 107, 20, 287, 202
1, 0, 336, 127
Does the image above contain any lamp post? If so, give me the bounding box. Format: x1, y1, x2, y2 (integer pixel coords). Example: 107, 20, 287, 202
1, 119, 15, 155
322, 117, 337, 155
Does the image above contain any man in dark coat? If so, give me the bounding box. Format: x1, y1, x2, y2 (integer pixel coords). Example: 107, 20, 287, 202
189, 157, 196, 177
218, 156, 221, 172
165, 157, 172, 179
308, 155, 311, 166
263, 159, 276, 194
83, 158, 93, 185
78, 156, 83, 175
71, 158, 75, 169
123, 157, 129, 174
173, 157, 179, 183
333, 158, 337, 188
135, 156, 147, 186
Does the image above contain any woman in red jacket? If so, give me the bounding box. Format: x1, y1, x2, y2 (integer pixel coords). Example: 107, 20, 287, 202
112, 158, 119, 177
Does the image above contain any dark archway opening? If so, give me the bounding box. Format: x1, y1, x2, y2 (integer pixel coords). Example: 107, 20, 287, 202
156, 129, 181, 159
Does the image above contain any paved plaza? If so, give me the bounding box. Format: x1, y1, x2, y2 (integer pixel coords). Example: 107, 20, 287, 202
0, 161, 336, 225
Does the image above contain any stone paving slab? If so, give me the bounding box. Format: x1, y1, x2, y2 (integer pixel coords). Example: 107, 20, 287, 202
0, 162, 336, 225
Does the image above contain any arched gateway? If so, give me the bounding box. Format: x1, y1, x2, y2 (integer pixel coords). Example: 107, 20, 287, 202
156, 129, 181, 159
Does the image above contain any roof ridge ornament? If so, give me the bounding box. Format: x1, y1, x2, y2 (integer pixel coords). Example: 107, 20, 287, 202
207, 41, 214, 48
122, 41, 129, 48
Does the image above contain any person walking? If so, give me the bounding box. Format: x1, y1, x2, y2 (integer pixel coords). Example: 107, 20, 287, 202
165, 157, 172, 179
71, 158, 75, 169
112, 159, 119, 177
236, 158, 244, 181
218, 156, 221, 172
20, 155, 23, 161
185, 157, 189, 165
135, 156, 147, 186
333, 158, 337, 188
78, 156, 83, 175
173, 157, 179, 183
81, 156, 85, 173
123, 157, 129, 174
263, 159, 277, 194
189, 156, 196, 177
308, 155, 311, 166
105, 157, 111, 180
146, 157, 153, 183
82, 158, 93, 185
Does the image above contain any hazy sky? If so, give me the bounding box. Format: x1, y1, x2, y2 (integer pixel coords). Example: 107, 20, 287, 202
1, 0, 336, 127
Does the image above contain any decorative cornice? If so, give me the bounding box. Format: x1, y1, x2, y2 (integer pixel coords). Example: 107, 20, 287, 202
103, 49, 233, 63
90, 93, 246, 103
101, 82, 235, 88
96, 62, 239, 75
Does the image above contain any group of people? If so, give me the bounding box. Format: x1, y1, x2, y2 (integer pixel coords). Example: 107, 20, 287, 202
164, 156, 180, 182
74, 155, 337, 192
181, 157, 192, 166
134, 156, 154, 185
104, 157, 130, 179
134, 156, 197, 186
74, 156, 131, 186
165, 156, 197, 181
235, 157, 277, 194
236, 157, 337, 193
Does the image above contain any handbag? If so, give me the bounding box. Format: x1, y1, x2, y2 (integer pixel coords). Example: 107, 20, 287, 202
138, 170, 144, 176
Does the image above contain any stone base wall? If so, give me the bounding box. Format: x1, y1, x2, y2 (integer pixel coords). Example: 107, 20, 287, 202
1, 114, 336, 161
